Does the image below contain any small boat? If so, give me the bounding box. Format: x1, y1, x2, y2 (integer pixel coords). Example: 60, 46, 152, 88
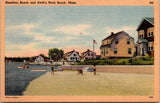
18, 63, 29, 69
18, 66, 24, 69
30, 68, 47, 71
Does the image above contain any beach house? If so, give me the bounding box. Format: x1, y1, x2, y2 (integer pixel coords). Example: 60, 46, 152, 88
64, 50, 81, 62
136, 17, 154, 57
100, 31, 135, 59
35, 55, 44, 64
81, 49, 96, 60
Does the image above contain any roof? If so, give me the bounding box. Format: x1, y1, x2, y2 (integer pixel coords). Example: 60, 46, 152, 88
145, 17, 154, 25
100, 44, 110, 48
101, 31, 132, 48
102, 31, 127, 41
81, 49, 94, 54
138, 39, 148, 43
137, 17, 154, 31
64, 50, 79, 57
65, 50, 75, 55
36, 55, 44, 59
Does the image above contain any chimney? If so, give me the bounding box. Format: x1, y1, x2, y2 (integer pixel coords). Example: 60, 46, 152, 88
111, 32, 114, 35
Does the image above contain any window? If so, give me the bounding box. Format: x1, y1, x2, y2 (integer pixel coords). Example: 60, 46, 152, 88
151, 32, 153, 36
104, 49, 105, 56
107, 40, 109, 44
148, 28, 153, 37
115, 39, 118, 44
148, 46, 153, 51
114, 48, 117, 54
101, 49, 103, 54
149, 32, 153, 37
139, 30, 144, 38
149, 32, 151, 37
139, 34, 143, 38
106, 48, 108, 54
88, 53, 90, 56
127, 39, 130, 44
73, 54, 76, 56
128, 48, 132, 54
148, 42, 154, 51
148, 47, 150, 51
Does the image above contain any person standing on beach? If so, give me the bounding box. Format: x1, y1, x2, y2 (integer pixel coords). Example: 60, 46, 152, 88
93, 64, 96, 75
51, 64, 54, 75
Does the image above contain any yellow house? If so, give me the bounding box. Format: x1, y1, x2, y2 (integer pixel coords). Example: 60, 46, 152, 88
100, 31, 135, 59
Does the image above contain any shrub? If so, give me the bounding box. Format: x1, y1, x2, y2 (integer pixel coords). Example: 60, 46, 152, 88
115, 59, 130, 65
76, 57, 154, 65
133, 52, 137, 57
131, 57, 154, 65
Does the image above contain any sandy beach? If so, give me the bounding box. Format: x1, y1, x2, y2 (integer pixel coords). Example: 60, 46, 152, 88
23, 71, 153, 96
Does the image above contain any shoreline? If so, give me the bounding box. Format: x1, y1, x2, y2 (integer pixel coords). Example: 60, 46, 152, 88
5, 63, 154, 95
5, 63, 49, 95
6, 62, 154, 66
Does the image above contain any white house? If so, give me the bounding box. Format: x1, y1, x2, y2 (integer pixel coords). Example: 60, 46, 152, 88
35, 56, 44, 64
64, 50, 81, 62
81, 49, 96, 60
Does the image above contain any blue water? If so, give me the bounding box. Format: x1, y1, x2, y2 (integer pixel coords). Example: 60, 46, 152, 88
5, 63, 51, 95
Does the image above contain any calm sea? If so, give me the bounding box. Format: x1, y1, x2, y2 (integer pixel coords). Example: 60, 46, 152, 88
5, 63, 51, 95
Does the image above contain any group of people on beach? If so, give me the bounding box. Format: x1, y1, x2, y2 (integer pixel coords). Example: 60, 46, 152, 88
50, 64, 96, 75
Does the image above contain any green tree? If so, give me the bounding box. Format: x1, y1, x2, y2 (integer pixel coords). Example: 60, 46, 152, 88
48, 48, 64, 61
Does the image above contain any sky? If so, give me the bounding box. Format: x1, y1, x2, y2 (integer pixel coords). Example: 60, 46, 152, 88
5, 6, 154, 57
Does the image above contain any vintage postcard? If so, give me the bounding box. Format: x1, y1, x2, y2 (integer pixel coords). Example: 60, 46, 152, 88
0, 0, 159, 102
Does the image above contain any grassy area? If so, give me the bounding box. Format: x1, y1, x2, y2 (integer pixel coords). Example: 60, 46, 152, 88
75, 56, 154, 65
23, 71, 153, 96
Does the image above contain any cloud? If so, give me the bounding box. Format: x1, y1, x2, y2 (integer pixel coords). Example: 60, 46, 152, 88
6, 34, 36, 45
105, 26, 136, 34
6, 23, 57, 44
53, 24, 91, 35
6, 23, 37, 32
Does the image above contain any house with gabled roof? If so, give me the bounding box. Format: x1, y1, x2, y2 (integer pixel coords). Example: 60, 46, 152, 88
100, 31, 135, 58
136, 17, 154, 57
35, 55, 44, 64
81, 49, 96, 60
64, 50, 81, 61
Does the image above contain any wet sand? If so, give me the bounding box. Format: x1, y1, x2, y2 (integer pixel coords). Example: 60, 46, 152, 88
23, 71, 153, 96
